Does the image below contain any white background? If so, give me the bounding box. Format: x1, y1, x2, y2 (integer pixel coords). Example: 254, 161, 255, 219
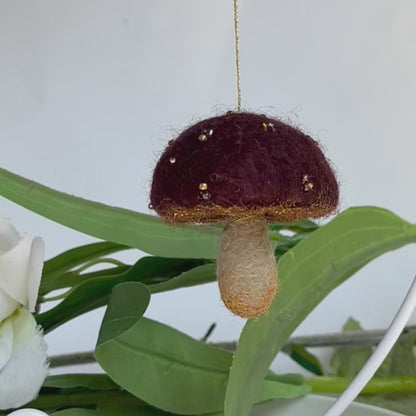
0, 0, 415, 375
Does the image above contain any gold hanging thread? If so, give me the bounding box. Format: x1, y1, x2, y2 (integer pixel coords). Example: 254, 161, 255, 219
233, 0, 242, 112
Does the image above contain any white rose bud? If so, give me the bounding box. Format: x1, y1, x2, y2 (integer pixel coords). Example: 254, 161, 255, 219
0, 218, 44, 321
0, 218, 49, 409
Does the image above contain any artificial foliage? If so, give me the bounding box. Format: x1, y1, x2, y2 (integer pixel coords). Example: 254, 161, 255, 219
0, 167, 416, 416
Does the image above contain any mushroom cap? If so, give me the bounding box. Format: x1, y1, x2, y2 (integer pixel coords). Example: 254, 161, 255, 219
150, 112, 338, 223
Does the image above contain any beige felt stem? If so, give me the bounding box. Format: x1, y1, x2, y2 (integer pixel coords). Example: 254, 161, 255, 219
217, 217, 278, 318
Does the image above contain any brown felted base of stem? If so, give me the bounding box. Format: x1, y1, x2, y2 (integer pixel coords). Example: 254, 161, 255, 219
157, 202, 336, 224
216, 217, 278, 318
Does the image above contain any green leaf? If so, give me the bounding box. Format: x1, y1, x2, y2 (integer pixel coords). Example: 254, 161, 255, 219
95, 283, 309, 415
331, 323, 416, 416
224, 206, 416, 416
40, 265, 131, 304
28, 390, 146, 411
96, 317, 309, 414
329, 318, 416, 379
269, 220, 319, 259
99, 405, 176, 416
43, 374, 118, 391
0, 168, 220, 258
330, 317, 373, 378
41, 241, 129, 295
288, 345, 323, 376
37, 266, 130, 332
318, 319, 416, 414
375, 330, 416, 377
37, 257, 203, 332
149, 263, 216, 294
342, 317, 362, 331
97, 282, 151, 345
330, 345, 372, 378
274, 234, 311, 259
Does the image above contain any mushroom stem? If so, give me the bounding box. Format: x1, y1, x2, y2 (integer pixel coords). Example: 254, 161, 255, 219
217, 217, 278, 318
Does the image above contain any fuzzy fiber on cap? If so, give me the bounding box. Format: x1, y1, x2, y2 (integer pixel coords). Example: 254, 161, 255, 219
150, 112, 338, 223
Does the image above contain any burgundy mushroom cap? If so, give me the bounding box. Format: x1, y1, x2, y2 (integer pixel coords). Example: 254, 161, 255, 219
150, 112, 338, 223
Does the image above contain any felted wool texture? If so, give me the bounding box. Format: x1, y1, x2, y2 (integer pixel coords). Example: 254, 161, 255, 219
150, 111, 339, 223
217, 217, 277, 318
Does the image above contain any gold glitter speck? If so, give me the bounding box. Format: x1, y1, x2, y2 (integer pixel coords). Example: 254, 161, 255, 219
262, 122, 275, 133
199, 129, 214, 141
302, 174, 314, 191
199, 182, 208, 191
202, 191, 211, 200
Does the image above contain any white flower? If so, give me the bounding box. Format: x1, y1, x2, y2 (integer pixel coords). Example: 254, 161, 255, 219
7, 408, 49, 415
0, 218, 48, 410
0, 218, 44, 321
0, 308, 49, 409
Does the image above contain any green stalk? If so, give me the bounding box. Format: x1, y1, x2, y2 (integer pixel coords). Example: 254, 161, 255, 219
306, 376, 416, 395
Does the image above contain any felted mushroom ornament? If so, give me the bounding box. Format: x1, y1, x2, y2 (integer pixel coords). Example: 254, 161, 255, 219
150, 112, 339, 318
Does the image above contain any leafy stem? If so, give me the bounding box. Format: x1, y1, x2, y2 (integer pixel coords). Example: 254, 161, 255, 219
306, 376, 416, 395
